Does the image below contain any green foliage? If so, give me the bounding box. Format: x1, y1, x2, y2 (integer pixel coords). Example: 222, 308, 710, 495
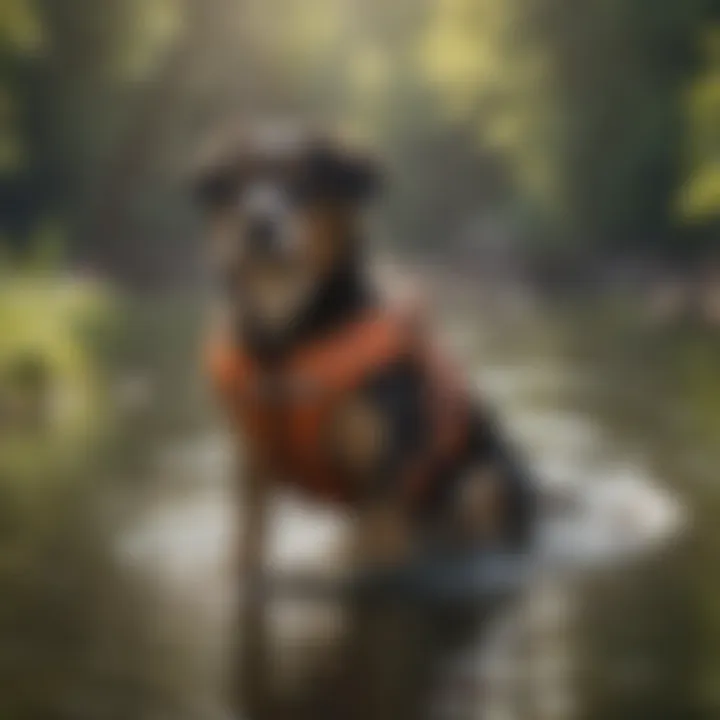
0, 0, 185, 256
0, 0, 42, 179
417, 0, 561, 212
0, 265, 118, 483
405, 0, 714, 252
0, 0, 42, 51
678, 26, 720, 223
0, 0, 718, 270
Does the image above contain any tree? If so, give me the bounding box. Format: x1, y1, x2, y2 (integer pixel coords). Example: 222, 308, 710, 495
677, 26, 720, 228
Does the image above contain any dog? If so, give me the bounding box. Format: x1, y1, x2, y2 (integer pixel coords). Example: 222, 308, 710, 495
191, 119, 536, 720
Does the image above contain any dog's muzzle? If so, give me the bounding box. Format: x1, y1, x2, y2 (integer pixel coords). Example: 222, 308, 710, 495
247, 214, 281, 256
242, 182, 296, 260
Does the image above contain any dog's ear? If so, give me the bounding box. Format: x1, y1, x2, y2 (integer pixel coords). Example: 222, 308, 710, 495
305, 140, 383, 205
188, 124, 250, 211
188, 120, 385, 208
336, 148, 383, 204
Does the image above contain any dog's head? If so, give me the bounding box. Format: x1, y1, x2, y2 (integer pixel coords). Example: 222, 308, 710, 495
192, 120, 381, 340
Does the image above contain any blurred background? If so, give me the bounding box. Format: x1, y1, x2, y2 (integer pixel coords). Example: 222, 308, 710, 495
0, 0, 718, 718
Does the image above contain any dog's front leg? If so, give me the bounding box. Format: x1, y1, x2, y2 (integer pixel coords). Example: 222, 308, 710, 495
348, 501, 429, 720
232, 448, 271, 720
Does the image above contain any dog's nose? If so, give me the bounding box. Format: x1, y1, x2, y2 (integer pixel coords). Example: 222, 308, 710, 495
247, 214, 280, 255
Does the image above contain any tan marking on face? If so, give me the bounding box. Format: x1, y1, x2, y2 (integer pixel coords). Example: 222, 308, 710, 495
204, 196, 358, 338
296, 202, 354, 277
243, 263, 314, 332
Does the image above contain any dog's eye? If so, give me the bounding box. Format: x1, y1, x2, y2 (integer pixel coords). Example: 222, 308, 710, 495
195, 171, 242, 210
287, 177, 318, 205
296, 146, 380, 203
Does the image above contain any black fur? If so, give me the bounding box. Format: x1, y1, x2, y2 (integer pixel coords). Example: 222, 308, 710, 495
238, 255, 374, 363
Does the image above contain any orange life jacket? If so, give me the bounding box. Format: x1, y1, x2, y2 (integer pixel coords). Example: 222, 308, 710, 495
207, 310, 469, 506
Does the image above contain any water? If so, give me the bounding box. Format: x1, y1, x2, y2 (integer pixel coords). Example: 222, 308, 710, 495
116, 293, 683, 720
